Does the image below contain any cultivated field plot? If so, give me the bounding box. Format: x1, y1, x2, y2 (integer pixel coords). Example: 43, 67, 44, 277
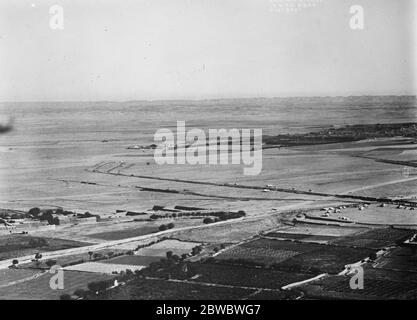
189, 262, 313, 289
264, 232, 338, 244
0, 268, 41, 287
299, 274, 417, 299
220, 235, 376, 274
352, 179, 417, 199
276, 245, 375, 274
375, 247, 417, 272
88, 226, 158, 240
63, 262, 145, 274
331, 227, 415, 249
102, 255, 162, 266
136, 239, 201, 257
214, 238, 326, 268
271, 224, 364, 237
215, 246, 300, 266
92, 278, 256, 300
0, 235, 90, 261
173, 218, 278, 243
243, 238, 323, 253
0, 271, 115, 300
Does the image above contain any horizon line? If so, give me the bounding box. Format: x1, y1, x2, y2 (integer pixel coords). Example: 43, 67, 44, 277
0, 94, 416, 104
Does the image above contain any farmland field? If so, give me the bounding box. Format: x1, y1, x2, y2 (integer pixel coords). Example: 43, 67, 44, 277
92, 278, 256, 300
331, 228, 415, 249
188, 262, 314, 289
102, 255, 162, 266
264, 232, 338, 243
375, 247, 417, 272
215, 246, 300, 266
173, 218, 278, 243
0, 235, 90, 261
135, 239, 201, 257
275, 245, 375, 274
300, 274, 417, 299
88, 226, 159, 240
214, 238, 329, 267
63, 262, 145, 274
0, 271, 115, 299
243, 238, 323, 253
0, 268, 41, 287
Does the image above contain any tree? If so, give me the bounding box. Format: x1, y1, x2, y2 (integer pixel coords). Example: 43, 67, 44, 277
12, 259, 19, 266
203, 217, 214, 224
28, 207, 41, 217
166, 251, 173, 259
92, 253, 103, 260
167, 223, 174, 229
73, 289, 87, 299
159, 224, 167, 231
191, 246, 202, 256
34, 252, 43, 260
52, 217, 60, 225
60, 294, 72, 300
172, 254, 180, 261
45, 260, 57, 268
87, 280, 111, 293
88, 251, 93, 260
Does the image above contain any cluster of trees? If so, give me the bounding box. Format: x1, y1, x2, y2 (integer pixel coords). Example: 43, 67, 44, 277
27, 207, 98, 225
63, 269, 142, 300
86, 250, 130, 262
64, 242, 229, 300
0, 211, 25, 220
158, 223, 174, 231
60, 278, 118, 300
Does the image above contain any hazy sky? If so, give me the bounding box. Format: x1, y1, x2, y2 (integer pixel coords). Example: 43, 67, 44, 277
0, 0, 415, 101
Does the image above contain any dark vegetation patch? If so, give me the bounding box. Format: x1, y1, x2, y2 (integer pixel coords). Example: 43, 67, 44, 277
88, 226, 159, 240
0, 235, 90, 261
92, 278, 255, 300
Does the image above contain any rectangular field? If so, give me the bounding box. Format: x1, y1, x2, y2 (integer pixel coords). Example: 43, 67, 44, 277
92, 278, 256, 300
63, 262, 145, 274
88, 226, 159, 240
0, 271, 115, 300
0, 268, 41, 287
215, 246, 300, 266
135, 239, 201, 257
331, 228, 415, 249
300, 273, 417, 299
102, 255, 162, 266
0, 235, 90, 261
189, 262, 313, 289
276, 246, 375, 274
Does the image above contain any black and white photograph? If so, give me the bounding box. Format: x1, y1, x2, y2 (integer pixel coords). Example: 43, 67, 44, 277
0, 0, 416, 305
